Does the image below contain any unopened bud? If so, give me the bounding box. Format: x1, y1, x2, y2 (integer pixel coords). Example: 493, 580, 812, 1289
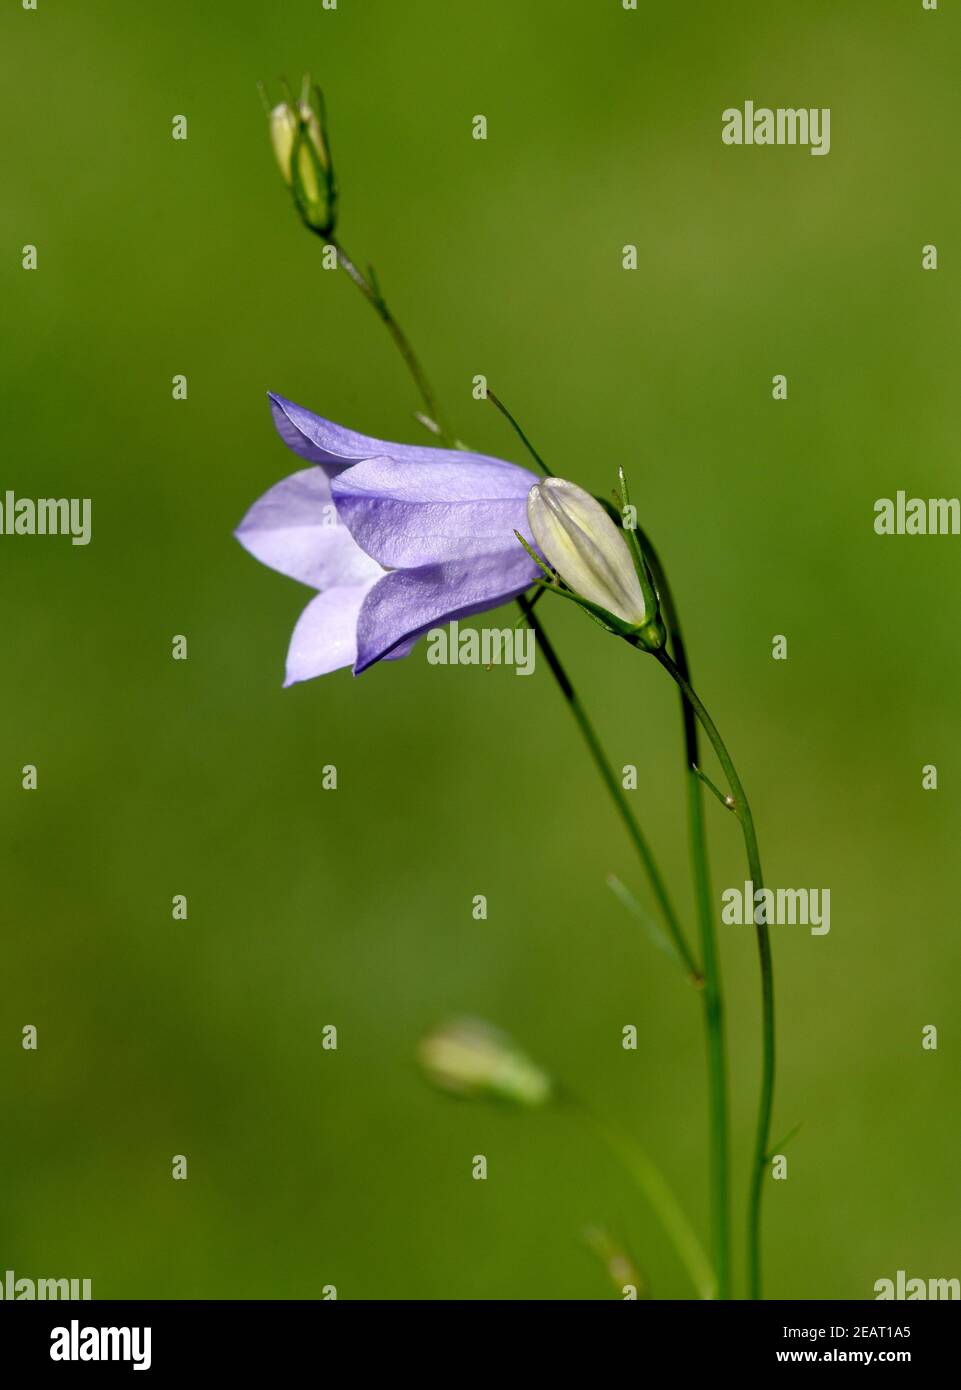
267, 84, 335, 236
418, 1018, 552, 1107
527, 477, 654, 632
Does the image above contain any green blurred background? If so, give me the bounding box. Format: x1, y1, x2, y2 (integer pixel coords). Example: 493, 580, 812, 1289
2, 0, 959, 1300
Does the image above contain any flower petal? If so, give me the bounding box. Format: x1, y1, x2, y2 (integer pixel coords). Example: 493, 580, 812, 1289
269, 392, 531, 479
353, 548, 539, 674
235, 468, 383, 591
283, 584, 373, 686
330, 456, 538, 567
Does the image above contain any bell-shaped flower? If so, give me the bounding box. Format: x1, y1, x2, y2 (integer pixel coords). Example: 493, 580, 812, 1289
235, 394, 540, 683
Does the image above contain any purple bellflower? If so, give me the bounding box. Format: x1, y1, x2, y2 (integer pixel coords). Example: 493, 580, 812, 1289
235, 394, 540, 683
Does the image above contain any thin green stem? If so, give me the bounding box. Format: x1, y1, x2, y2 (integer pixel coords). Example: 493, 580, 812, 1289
640, 538, 730, 1300
325, 235, 456, 448
487, 390, 554, 476
519, 595, 700, 984
653, 648, 775, 1301
576, 1100, 715, 1300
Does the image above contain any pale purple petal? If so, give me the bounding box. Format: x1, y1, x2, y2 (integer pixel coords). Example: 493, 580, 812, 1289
354, 548, 539, 673
269, 392, 529, 477
330, 456, 538, 567
235, 468, 383, 591
284, 584, 376, 686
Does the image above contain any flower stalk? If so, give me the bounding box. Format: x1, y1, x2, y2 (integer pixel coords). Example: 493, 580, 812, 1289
651, 648, 774, 1301
638, 533, 731, 1301
324, 236, 456, 449
518, 594, 700, 984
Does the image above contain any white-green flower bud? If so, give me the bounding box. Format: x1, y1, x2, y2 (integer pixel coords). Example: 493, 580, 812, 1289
418, 1018, 552, 1107
268, 96, 334, 234
527, 478, 650, 628
269, 102, 298, 185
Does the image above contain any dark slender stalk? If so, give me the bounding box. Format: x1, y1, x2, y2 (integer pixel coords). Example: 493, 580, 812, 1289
653, 648, 775, 1301
641, 537, 731, 1300
520, 595, 700, 984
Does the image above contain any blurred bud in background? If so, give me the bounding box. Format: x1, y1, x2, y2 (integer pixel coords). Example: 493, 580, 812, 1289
418, 1018, 552, 1107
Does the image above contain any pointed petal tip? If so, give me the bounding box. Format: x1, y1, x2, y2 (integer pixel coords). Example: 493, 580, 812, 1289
352, 646, 381, 676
